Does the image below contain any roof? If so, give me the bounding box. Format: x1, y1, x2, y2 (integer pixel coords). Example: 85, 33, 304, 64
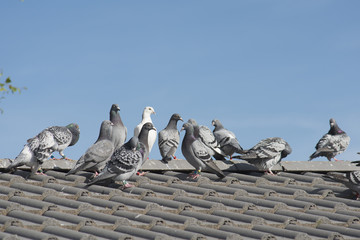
1, 159, 360, 240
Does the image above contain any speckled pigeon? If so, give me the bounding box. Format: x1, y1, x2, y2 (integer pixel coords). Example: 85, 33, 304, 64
66, 120, 114, 176
87, 122, 156, 188
309, 118, 350, 161
158, 113, 183, 163
7, 123, 80, 178
187, 118, 226, 160
110, 104, 127, 149
324, 171, 360, 200
233, 137, 292, 175
212, 119, 244, 159
134, 106, 157, 154
181, 122, 225, 179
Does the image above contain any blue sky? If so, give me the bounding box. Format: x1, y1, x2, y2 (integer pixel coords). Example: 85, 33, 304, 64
1, 1, 360, 163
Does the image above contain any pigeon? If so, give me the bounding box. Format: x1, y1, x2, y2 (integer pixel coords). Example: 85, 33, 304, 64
110, 104, 127, 149
134, 106, 157, 154
212, 119, 244, 159
66, 120, 114, 176
7, 123, 80, 178
323, 171, 360, 200
187, 119, 226, 160
181, 122, 225, 179
87, 122, 156, 188
158, 113, 183, 163
233, 137, 292, 175
309, 118, 350, 161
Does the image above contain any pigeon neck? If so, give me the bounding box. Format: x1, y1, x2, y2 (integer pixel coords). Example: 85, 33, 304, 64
110, 111, 124, 126
142, 112, 152, 123
328, 124, 344, 135
193, 125, 200, 138
185, 129, 197, 142
166, 119, 178, 129
97, 124, 111, 142
138, 130, 150, 150
214, 124, 224, 132
128, 136, 139, 149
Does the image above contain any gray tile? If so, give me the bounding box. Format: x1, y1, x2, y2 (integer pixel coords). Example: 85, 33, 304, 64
285, 224, 344, 240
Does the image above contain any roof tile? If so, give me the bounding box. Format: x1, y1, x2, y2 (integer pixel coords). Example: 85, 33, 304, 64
2, 160, 360, 239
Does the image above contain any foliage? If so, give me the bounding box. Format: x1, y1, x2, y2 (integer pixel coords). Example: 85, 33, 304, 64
0, 72, 26, 113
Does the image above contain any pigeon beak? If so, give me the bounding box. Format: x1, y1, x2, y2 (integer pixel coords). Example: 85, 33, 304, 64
212, 121, 215, 126
179, 117, 184, 122
181, 126, 185, 131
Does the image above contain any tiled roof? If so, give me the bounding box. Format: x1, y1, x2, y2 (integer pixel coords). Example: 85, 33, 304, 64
1, 159, 360, 239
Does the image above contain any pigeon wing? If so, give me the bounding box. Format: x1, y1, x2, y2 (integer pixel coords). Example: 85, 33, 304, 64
191, 140, 225, 177
47, 126, 72, 145
158, 129, 180, 158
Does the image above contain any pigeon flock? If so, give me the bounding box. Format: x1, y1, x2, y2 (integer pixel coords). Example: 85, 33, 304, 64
4, 104, 357, 194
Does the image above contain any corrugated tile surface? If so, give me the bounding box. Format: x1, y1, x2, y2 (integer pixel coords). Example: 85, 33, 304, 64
1, 160, 360, 239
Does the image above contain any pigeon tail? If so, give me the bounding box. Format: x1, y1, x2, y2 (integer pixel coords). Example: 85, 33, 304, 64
86, 169, 117, 186
7, 145, 34, 171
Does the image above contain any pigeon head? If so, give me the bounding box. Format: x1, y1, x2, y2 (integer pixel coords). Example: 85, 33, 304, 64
141, 122, 156, 131
111, 104, 120, 112
187, 118, 198, 126
171, 113, 183, 122
328, 118, 344, 135
143, 106, 156, 117
66, 123, 80, 146
181, 122, 194, 133
97, 120, 113, 141
187, 119, 200, 138
281, 142, 292, 159
139, 122, 156, 141
110, 104, 122, 124
212, 119, 224, 130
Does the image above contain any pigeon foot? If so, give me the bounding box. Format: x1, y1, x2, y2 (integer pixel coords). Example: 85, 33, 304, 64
334, 158, 343, 162
121, 181, 135, 189
136, 171, 147, 176
187, 171, 201, 180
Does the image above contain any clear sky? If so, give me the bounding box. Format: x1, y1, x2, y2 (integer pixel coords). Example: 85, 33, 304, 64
1, 1, 360, 163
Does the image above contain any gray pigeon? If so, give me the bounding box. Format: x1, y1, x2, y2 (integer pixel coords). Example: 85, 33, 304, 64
233, 137, 292, 175
7, 123, 80, 178
66, 120, 114, 176
324, 171, 360, 200
158, 113, 183, 163
212, 119, 244, 159
110, 104, 127, 149
181, 122, 225, 179
87, 122, 156, 188
187, 118, 226, 160
309, 118, 350, 161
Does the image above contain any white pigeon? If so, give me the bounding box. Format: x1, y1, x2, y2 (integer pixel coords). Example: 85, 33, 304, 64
134, 106, 157, 154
